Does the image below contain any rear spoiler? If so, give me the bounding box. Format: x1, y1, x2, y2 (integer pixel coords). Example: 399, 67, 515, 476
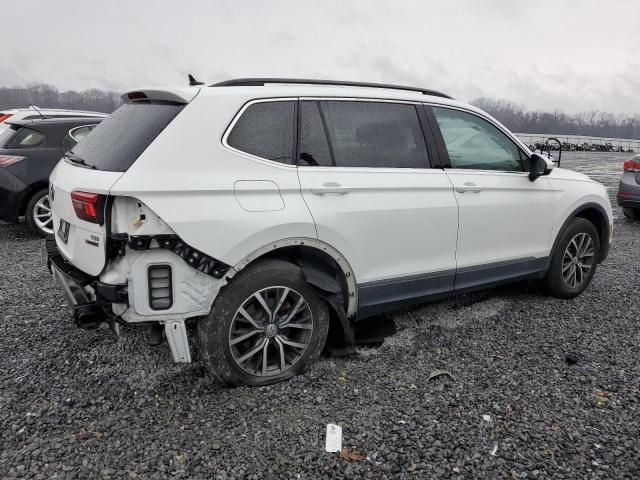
121, 87, 200, 105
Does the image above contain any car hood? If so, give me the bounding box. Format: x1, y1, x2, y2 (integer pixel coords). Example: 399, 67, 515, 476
547, 167, 594, 183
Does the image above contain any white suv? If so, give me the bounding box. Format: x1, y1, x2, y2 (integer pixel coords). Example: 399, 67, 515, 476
47, 78, 613, 386
0, 107, 107, 134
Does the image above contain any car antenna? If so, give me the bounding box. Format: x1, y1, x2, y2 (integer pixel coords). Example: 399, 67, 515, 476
29, 104, 47, 119
188, 74, 204, 86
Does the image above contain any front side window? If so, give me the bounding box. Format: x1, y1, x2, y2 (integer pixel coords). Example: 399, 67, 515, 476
319, 101, 429, 168
433, 107, 523, 172
227, 101, 295, 165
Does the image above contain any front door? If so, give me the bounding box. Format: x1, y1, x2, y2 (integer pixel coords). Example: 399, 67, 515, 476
430, 106, 556, 289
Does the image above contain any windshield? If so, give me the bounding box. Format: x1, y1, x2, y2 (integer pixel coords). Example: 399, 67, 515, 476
70, 102, 184, 172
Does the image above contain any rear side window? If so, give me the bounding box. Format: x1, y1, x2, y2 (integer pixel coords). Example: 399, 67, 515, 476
319, 101, 429, 168
298, 101, 332, 166
71, 103, 184, 172
8, 128, 46, 148
227, 101, 295, 165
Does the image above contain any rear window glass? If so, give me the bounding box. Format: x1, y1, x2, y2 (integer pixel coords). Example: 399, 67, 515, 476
71, 103, 184, 172
227, 101, 295, 164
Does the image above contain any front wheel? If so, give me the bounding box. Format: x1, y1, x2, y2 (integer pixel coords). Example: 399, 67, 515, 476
198, 259, 329, 386
25, 189, 54, 238
544, 217, 600, 299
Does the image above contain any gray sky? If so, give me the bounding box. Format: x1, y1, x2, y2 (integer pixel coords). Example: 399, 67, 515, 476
2, 0, 639, 114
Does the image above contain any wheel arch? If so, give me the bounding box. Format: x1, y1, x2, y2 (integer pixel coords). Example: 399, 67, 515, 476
230, 238, 358, 318
552, 202, 610, 263
20, 181, 49, 215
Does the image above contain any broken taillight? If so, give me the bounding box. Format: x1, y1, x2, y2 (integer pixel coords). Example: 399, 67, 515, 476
0, 155, 25, 168
623, 159, 640, 172
71, 191, 102, 223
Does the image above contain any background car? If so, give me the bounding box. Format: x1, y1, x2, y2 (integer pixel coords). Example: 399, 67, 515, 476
0, 116, 103, 236
0, 107, 106, 135
617, 154, 640, 220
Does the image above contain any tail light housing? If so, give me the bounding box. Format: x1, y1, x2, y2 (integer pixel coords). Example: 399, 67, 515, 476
71, 191, 103, 224
623, 159, 640, 172
0, 155, 25, 168
0, 113, 13, 123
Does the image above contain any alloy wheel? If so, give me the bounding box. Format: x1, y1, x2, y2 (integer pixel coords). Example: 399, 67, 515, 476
229, 286, 313, 377
561, 232, 594, 289
33, 194, 53, 235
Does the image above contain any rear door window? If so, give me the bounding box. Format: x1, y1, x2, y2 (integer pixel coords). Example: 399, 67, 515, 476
298, 101, 333, 166
227, 101, 295, 165
70, 103, 184, 172
319, 101, 429, 168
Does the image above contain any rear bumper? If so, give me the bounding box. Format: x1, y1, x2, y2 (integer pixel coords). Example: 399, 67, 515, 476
46, 235, 128, 328
0, 168, 28, 223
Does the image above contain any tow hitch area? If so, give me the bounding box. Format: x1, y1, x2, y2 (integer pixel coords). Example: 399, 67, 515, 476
46, 235, 128, 330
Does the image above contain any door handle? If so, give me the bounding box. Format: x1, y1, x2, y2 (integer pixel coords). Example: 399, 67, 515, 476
455, 182, 482, 193
311, 183, 350, 195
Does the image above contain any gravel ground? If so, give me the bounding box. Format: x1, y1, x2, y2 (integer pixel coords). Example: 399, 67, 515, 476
1, 152, 639, 479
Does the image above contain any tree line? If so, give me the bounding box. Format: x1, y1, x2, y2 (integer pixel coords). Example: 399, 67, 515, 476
2, 84, 639, 140
0, 83, 121, 114
472, 98, 640, 140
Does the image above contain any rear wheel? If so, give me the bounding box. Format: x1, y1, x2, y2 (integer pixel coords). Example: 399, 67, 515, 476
25, 189, 53, 238
544, 217, 600, 299
623, 207, 640, 220
198, 259, 329, 386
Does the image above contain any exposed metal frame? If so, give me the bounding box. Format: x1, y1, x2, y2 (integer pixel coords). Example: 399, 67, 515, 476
211, 78, 453, 99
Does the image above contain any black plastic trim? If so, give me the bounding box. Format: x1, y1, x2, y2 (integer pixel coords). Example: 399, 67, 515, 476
46, 235, 94, 285
356, 257, 551, 320
422, 105, 450, 168
454, 257, 549, 292
551, 202, 611, 263
357, 269, 456, 320
107, 233, 231, 279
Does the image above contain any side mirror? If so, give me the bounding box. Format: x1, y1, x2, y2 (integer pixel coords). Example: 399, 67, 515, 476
529, 153, 553, 181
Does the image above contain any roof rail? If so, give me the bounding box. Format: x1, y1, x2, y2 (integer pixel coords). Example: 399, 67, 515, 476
210, 78, 453, 99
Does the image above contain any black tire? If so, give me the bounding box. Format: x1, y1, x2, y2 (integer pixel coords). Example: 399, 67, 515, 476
198, 259, 329, 386
623, 207, 640, 220
25, 188, 53, 238
544, 217, 600, 299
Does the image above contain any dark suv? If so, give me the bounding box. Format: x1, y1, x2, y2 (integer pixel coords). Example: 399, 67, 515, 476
0, 116, 103, 236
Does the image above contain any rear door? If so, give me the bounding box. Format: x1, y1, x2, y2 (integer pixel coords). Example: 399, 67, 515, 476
429, 106, 555, 288
50, 101, 186, 276
296, 99, 459, 314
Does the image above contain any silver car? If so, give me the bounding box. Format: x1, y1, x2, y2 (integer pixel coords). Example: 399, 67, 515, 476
617, 155, 640, 220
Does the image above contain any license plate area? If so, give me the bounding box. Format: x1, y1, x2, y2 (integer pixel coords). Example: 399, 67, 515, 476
57, 219, 70, 243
